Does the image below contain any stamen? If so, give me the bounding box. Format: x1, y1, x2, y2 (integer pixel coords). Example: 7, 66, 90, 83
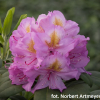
25, 58, 37, 65
70, 56, 75, 59
19, 75, 26, 80
48, 72, 51, 81
13, 36, 18, 41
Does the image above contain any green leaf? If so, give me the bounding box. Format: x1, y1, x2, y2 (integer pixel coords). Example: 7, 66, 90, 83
0, 80, 23, 98
3, 7, 15, 35
7, 98, 12, 100
61, 81, 90, 100
0, 71, 9, 84
89, 71, 100, 87
34, 88, 47, 100
90, 90, 100, 95
0, 75, 9, 84
0, 67, 7, 74
34, 87, 60, 100
47, 88, 60, 100
34, 81, 91, 100
26, 92, 34, 100
90, 84, 100, 92
10, 95, 27, 100
1, 71, 9, 77
13, 14, 27, 30
0, 18, 2, 33
0, 35, 4, 43
80, 73, 93, 87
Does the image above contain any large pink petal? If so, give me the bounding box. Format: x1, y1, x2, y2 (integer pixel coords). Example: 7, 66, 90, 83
57, 37, 79, 55
22, 82, 33, 91
49, 74, 66, 92
31, 75, 49, 93
50, 10, 66, 27
64, 20, 80, 36
56, 69, 79, 80
9, 64, 28, 85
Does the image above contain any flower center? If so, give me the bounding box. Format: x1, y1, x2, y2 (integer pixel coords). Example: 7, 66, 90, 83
27, 39, 36, 53
47, 59, 62, 72
53, 17, 63, 27
26, 25, 30, 33
45, 31, 60, 48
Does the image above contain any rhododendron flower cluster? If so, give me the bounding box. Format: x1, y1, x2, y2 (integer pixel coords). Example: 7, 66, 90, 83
9, 10, 90, 93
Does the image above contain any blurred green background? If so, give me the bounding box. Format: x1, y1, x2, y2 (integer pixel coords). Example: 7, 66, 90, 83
0, 0, 100, 71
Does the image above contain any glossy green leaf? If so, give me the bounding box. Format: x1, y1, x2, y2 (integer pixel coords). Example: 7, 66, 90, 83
0, 67, 7, 74
13, 14, 27, 30
34, 87, 60, 100
0, 75, 9, 84
80, 73, 93, 87
34, 81, 91, 100
10, 95, 27, 100
90, 90, 100, 95
90, 84, 100, 92
61, 81, 90, 100
89, 71, 100, 87
34, 88, 47, 100
1, 71, 9, 77
3, 7, 15, 35
0, 35, 4, 43
24, 91, 34, 100
47, 88, 60, 100
0, 80, 23, 98
26, 92, 34, 100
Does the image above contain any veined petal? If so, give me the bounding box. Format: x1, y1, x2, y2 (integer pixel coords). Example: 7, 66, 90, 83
39, 16, 51, 32
50, 10, 66, 27
64, 20, 80, 36
19, 17, 35, 33
19, 32, 36, 54
22, 82, 33, 91
49, 74, 66, 92
9, 30, 20, 52
69, 35, 90, 68
9, 63, 28, 85
31, 75, 49, 93
37, 14, 47, 24
70, 55, 90, 68
56, 37, 79, 55
45, 26, 65, 48
56, 69, 79, 80
39, 10, 66, 31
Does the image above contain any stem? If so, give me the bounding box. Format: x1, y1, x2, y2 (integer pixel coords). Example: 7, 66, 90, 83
28, 94, 34, 100
24, 92, 29, 99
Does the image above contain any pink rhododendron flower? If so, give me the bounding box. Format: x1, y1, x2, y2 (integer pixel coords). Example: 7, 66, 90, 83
9, 17, 36, 54
69, 35, 90, 68
25, 53, 79, 93
8, 10, 90, 93
34, 25, 79, 58
9, 63, 28, 85
39, 10, 79, 36
8, 63, 33, 91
